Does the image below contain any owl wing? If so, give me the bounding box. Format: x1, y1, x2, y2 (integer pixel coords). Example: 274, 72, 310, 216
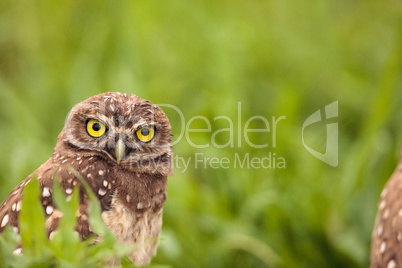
371, 160, 402, 267
0, 155, 114, 241
0, 176, 31, 234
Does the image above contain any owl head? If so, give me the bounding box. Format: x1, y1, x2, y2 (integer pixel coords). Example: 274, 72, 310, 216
57, 92, 172, 176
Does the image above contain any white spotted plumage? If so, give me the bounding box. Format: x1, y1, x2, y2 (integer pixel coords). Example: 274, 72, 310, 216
371, 156, 402, 267
1, 214, 9, 227
46, 205, 54, 215
0, 92, 172, 266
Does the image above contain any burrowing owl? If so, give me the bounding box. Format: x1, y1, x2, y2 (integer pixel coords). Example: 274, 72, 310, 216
371, 155, 402, 267
0, 92, 172, 265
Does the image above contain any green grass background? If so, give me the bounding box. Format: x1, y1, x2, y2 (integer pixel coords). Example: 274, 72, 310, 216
0, 0, 401, 267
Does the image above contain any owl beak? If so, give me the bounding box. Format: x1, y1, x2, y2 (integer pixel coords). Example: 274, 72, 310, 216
115, 139, 126, 165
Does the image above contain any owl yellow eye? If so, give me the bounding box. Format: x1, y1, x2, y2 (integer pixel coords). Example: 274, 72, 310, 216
136, 126, 155, 143
86, 119, 106, 138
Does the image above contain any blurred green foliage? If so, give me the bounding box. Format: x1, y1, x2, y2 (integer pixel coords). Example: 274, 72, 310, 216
0, 177, 131, 267
0, 0, 401, 267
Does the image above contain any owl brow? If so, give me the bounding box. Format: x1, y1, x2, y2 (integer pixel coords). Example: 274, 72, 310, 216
135, 104, 158, 116
135, 122, 156, 131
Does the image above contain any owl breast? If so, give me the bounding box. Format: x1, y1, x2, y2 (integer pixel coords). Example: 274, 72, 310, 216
102, 197, 164, 265
101, 168, 167, 266
48, 154, 168, 266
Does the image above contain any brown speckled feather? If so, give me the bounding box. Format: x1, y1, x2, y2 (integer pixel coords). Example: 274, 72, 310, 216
371, 157, 402, 268
0, 92, 172, 266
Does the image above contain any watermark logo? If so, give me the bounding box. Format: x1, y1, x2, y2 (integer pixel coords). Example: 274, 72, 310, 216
302, 101, 338, 167
64, 98, 339, 171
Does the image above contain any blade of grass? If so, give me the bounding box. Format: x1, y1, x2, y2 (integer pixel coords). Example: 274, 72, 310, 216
19, 178, 49, 258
